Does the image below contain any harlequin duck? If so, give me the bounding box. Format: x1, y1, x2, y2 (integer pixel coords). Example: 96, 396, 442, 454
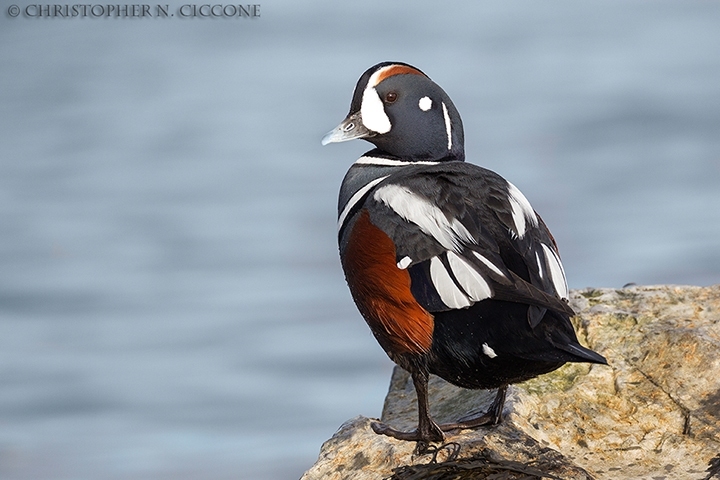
322, 62, 607, 444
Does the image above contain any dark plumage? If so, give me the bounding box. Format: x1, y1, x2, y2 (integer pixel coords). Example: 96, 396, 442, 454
323, 62, 607, 444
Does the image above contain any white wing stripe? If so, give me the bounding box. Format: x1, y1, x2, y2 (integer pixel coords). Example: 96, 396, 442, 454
535, 250, 544, 280
447, 252, 492, 301
506, 182, 538, 238
472, 251, 506, 278
337, 176, 389, 232
541, 243, 569, 299
430, 256, 471, 309
373, 184, 474, 252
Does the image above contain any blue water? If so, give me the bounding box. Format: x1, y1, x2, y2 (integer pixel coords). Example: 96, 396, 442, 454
1, 1, 719, 478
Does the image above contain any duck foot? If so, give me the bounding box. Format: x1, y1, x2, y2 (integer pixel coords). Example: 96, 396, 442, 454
370, 385, 507, 444
371, 420, 444, 443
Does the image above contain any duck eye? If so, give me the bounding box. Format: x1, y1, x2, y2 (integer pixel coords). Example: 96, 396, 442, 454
384, 92, 398, 104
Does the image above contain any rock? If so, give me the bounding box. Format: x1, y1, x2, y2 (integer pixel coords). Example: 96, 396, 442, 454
302, 285, 720, 480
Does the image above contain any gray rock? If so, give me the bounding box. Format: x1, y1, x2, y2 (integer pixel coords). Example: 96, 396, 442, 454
302, 285, 720, 480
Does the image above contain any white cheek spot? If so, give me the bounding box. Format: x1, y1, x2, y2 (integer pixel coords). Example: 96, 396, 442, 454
441, 102, 452, 150
418, 96, 432, 111
360, 87, 391, 134
397, 256, 412, 270
482, 343, 498, 358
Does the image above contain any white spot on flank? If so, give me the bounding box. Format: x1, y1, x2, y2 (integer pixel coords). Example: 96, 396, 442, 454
506, 182, 538, 238
541, 243, 569, 299
373, 184, 474, 252
337, 176, 389, 232
418, 96, 432, 111
360, 87, 391, 134
441, 102, 452, 150
397, 256, 412, 270
446, 252, 492, 301
430, 256, 471, 309
482, 343, 498, 358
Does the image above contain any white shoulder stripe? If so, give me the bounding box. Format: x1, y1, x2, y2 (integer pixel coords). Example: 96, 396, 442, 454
447, 252, 492, 301
541, 243, 569, 299
354, 156, 441, 166
373, 184, 474, 252
430, 256, 471, 309
506, 182, 538, 238
337, 176, 389, 232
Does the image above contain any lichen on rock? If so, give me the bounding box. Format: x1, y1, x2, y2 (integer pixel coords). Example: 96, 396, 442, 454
302, 285, 720, 480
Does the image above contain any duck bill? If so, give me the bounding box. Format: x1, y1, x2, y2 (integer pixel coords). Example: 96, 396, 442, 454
321, 112, 375, 145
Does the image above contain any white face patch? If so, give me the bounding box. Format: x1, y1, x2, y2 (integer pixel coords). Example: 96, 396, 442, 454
360, 87, 391, 134
418, 96, 432, 111
359, 64, 427, 135
441, 102, 452, 150
482, 343, 498, 358
506, 182, 538, 238
373, 184, 475, 252
541, 243, 569, 299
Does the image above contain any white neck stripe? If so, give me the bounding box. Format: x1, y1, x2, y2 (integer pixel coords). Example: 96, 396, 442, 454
442, 102, 452, 151
354, 156, 441, 166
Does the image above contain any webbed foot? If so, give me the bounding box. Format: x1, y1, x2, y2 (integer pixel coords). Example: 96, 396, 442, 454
371, 420, 444, 443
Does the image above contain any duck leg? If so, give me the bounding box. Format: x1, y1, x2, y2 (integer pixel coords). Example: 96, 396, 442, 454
371, 369, 445, 444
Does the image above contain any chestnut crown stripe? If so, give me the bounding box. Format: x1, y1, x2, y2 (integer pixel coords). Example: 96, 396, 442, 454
370, 64, 427, 87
